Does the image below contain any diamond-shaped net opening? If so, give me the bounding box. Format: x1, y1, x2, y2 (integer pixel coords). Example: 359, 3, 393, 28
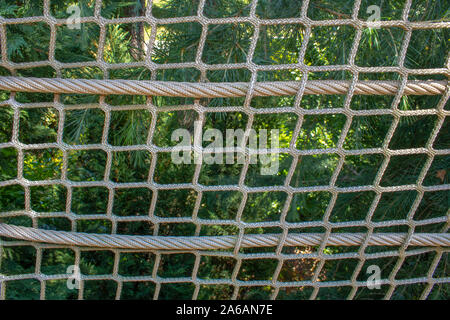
0, 0, 448, 300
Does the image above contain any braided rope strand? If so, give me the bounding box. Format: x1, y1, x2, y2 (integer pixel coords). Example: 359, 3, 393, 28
0, 77, 447, 97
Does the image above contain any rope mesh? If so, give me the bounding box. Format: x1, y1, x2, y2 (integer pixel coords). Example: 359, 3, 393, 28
0, 0, 448, 300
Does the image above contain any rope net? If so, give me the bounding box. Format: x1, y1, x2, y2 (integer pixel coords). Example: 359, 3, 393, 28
0, 0, 448, 300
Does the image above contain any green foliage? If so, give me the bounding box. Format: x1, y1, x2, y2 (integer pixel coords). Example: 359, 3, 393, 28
0, 0, 448, 300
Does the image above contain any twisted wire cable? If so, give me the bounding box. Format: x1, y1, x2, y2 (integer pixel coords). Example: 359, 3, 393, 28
0, 223, 448, 250
0, 76, 447, 97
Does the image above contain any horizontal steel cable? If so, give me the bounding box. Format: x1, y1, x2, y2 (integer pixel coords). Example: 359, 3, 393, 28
0, 223, 448, 250
0, 76, 447, 97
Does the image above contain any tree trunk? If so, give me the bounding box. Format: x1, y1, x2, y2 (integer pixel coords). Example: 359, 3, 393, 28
125, 0, 145, 61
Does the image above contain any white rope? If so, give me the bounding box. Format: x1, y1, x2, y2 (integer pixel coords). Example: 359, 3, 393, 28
0, 0, 449, 300
0, 76, 446, 97
0, 223, 448, 250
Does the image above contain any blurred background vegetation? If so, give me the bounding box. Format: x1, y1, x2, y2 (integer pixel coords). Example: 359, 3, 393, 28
0, 0, 448, 300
